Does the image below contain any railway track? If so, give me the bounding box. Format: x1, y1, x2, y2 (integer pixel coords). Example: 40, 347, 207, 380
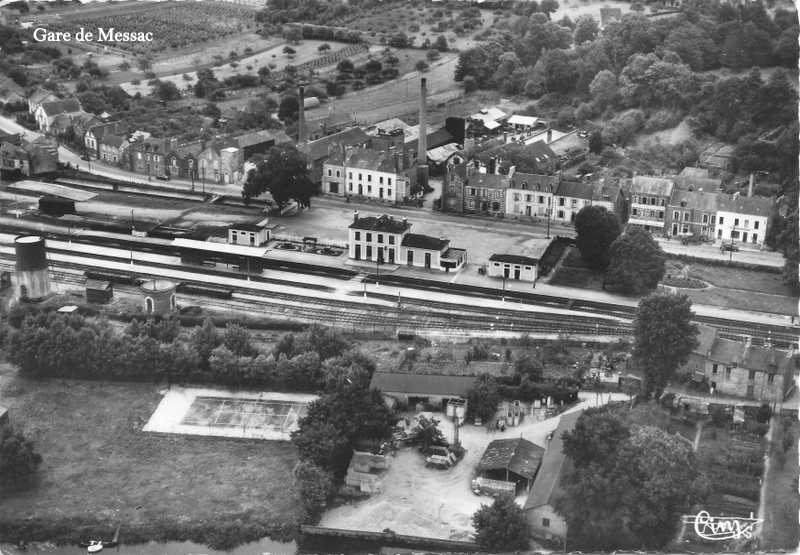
1, 229, 796, 346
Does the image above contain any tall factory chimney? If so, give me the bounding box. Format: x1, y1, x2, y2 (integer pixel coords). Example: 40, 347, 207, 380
417, 78, 429, 189
298, 86, 307, 145
748, 173, 754, 197
14, 235, 51, 301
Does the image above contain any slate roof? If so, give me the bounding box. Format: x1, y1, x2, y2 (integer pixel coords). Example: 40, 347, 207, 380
555, 180, 593, 200
27, 88, 56, 105
468, 172, 510, 189
592, 181, 622, 203
630, 176, 674, 197
302, 127, 370, 161
510, 172, 558, 190
0, 77, 25, 96
85, 279, 111, 291
716, 193, 773, 218
40, 98, 82, 117
674, 176, 722, 192
742, 345, 789, 373
450, 161, 469, 182
370, 372, 477, 397
524, 409, 583, 510
401, 233, 449, 251
694, 324, 718, 356
326, 147, 408, 173
708, 337, 746, 365
668, 189, 718, 212
349, 214, 411, 233
678, 167, 709, 179
130, 137, 167, 154
89, 121, 129, 139
523, 140, 557, 164
0, 141, 27, 159
99, 134, 126, 148
477, 438, 546, 480
489, 253, 540, 265
172, 142, 204, 159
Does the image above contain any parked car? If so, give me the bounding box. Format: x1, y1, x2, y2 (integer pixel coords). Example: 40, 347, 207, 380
720, 243, 739, 252
80, 154, 91, 161
155, 174, 170, 181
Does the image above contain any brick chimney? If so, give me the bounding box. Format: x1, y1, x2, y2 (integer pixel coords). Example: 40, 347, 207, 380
417, 78, 429, 189
748, 173, 754, 197
298, 86, 307, 145
353, 210, 359, 223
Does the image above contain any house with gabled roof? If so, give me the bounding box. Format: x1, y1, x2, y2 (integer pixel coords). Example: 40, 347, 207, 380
525, 409, 584, 543
592, 177, 626, 220
305, 112, 353, 141
0, 138, 58, 177
477, 438, 546, 491
167, 140, 205, 179
666, 188, 718, 239
627, 175, 673, 232
0, 80, 25, 107
199, 139, 244, 184
27, 88, 57, 114
301, 127, 371, 183
504, 172, 558, 220
35, 98, 83, 133
552, 180, 593, 223
126, 136, 168, 176
323, 146, 415, 203
85, 121, 129, 158
715, 192, 774, 247
98, 134, 129, 167
370, 372, 478, 408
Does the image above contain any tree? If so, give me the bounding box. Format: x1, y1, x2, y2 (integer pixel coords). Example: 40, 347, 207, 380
337, 59, 355, 73
282, 46, 296, 57
539, 0, 559, 19
466, 376, 500, 421
434, 34, 449, 52
588, 130, 603, 153
574, 206, 622, 269
137, 57, 152, 71
415, 60, 429, 72
293, 461, 335, 512
283, 26, 303, 44
415, 415, 446, 447
317, 43, 331, 53
131, 78, 141, 88
277, 95, 299, 121
0, 424, 43, 482
573, 14, 599, 45
118, 61, 131, 71
153, 80, 181, 102
589, 69, 618, 109
605, 228, 666, 294
473, 497, 532, 551
364, 59, 382, 74
242, 145, 319, 209
632, 292, 699, 399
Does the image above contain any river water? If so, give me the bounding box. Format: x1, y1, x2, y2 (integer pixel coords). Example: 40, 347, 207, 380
0, 536, 395, 555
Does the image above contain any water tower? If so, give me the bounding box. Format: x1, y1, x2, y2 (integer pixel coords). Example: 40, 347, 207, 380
14, 235, 51, 301
139, 279, 177, 315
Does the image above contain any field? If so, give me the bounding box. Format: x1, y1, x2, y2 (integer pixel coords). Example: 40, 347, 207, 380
47, 1, 257, 55
0, 371, 305, 548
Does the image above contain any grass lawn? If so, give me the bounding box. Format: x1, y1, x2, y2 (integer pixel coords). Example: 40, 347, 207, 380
761, 419, 800, 550
671, 260, 798, 298
678, 287, 797, 316
0, 371, 304, 548
548, 266, 605, 290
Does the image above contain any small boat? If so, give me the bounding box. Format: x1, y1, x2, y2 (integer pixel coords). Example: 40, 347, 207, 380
78, 541, 118, 553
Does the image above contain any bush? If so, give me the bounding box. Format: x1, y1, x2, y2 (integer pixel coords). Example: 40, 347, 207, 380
709, 405, 728, 427
0, 424, 43, 482
756, 403, 773, 424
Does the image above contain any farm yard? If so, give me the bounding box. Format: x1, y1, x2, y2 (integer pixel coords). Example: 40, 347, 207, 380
46, 1, 258, 55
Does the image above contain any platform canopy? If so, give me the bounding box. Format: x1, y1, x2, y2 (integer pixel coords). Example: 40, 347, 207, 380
171, 238, 268, 258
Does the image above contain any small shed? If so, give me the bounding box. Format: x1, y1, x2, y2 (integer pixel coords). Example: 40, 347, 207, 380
85, 279, 113, 304
303, 96, 321, 110
476, 437, 545, 491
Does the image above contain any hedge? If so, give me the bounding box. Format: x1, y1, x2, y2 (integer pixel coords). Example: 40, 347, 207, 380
667, 252, 782, 274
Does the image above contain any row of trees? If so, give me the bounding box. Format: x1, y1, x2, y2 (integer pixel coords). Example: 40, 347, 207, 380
574, 205, 667, 294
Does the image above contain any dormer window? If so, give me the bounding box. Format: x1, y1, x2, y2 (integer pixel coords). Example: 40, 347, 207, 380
522, 181, 528, 189
680, 199, 687, 207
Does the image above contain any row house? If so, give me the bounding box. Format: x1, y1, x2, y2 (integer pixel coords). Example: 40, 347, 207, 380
322, 147, 414, 203
504, 172, 557, 219
666, 189, 718, 239
551, 181, 593, 223
167, 141, 205, 180
592, 178, 627, 219
234, 130, 291, 160
0, 138, 58, 178
301, 127, 371, 184
199, 140, 244, 184
72, 113, 102, 149
347, 212, 466, 272
626, 176, 673, 233
444, 159, 512, 216
27, 88, 57, 114
85, 122, 129, 158
680, 325, 795, 402
35, 98, 83, 133
98, 134, 128, 166
716, 192, 773, 247
674, 166, 722, 192
0, 77, 26, 107
126, 137, 168, 176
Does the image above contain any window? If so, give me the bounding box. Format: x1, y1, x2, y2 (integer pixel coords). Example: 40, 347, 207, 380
683, 212, 690, 221
558, 210, 564, 219
543, 518, 550, 528
559, 198, 565, 206
327, 169, 332, 177
368, 186, 372, 193
754, 221, 759, 229
348, 183, 353, 191
632, 208, 638, 216
748, 371, 755, 380
389, 236, 395, 245
744, 219, 749, 228
388, 189, 392, 197
571, 198, 577, 207
388, 178, 392, 185
734, 218, 740, 226
726, 367, 731, 376
768, 373, 774, 383
359, 173, 363, 181
336, 170, 340, 177
712, 364, 718, 374
673, 211, 680, 220
538, 195, 544, 203
711, 215, 716, 224
366, 233, 372, 242
680, 200, 687, 208
659, 211, 664, 219
378, 234, 384, 244
702, 214, 709, 223
379, 176, 384, 184
349, 172, 353, 179
366, 245, 372, 258
661, 199, 665, 206
514, 193, 520, 202
368, 174, 372, 182
470, 187, 476, 196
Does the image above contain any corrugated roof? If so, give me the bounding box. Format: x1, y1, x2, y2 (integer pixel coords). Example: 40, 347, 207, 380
716, 193, 773, 218
349, 214, 411, 233
370, 372, 477, 397
428, 143, 462, 163
508, 115, 539, 127
306, 112, 352, 132
524, 409, 583, 510
477, 438, 546, 480
631, 176, 674, 197
401, 233, 449, 251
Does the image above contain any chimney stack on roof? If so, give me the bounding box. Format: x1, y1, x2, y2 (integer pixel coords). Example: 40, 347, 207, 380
353, 210, 359, 223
